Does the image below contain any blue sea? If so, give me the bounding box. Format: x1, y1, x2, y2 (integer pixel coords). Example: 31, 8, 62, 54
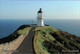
0, 19, 80, 38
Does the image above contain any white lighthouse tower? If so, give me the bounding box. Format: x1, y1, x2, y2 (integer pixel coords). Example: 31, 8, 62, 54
37, 8, 45, 27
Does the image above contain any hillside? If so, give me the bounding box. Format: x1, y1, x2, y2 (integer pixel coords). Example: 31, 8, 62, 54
34, 26, 80, 54
0, 25, 31, 44
0, 25, 31, 54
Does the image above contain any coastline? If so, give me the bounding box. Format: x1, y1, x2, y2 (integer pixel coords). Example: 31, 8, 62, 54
0, 25, 80, 54
0, 25, 31, 54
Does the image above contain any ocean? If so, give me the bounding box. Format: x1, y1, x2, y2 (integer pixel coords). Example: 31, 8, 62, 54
0, 19, 80, 38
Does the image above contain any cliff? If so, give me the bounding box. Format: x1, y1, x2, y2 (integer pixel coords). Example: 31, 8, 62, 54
34, 26, 80, 54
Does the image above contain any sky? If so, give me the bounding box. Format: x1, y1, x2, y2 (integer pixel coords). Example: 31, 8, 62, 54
0, 0, 80, 20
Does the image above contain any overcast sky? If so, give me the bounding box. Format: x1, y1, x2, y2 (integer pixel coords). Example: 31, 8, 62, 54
0, 0, 80, 20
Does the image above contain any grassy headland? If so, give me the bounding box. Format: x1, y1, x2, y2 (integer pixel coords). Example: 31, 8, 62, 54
0, 25, 31, 44
34, 26, 80, 54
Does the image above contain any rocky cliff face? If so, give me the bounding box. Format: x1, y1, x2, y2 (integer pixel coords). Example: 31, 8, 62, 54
34, 26, 80, 54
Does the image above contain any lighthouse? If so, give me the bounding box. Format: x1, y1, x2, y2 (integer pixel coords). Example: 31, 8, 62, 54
37, 8, 45, 27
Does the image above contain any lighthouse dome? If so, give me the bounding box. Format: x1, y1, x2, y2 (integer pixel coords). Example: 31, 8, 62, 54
38, 8, 43, 13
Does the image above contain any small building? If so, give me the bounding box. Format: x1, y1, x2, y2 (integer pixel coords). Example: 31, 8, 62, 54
37, 8, 45, 27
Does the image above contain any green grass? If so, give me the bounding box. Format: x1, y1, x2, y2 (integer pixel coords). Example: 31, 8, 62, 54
35, 26, 58, 32
35, 26, 59, 54
0, 25, 31, 44
34, 26, 80, 54
18, 27, 31, 36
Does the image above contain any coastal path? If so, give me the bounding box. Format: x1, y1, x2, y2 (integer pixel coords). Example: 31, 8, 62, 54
12, 25, 35, 54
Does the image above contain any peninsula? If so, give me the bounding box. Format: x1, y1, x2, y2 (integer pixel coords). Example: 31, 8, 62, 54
0, 8, 80, 54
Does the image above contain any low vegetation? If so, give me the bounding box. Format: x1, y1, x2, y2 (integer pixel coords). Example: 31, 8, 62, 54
34, 26, 80, 54
0, 25, 31, 44
18, 25, 31, 36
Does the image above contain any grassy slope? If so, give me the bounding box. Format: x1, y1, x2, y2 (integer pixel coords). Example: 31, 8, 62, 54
0, 25, 31, 44
34, 26, 80, 54
18, 27, 31, 36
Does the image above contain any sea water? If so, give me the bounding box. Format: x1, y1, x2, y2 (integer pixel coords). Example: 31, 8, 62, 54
0, 19, 80, 38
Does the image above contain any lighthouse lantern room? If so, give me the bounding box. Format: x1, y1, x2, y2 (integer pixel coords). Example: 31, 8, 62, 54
37, 8, 45, 27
